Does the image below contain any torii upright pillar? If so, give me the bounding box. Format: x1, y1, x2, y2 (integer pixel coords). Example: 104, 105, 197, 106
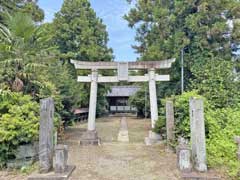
148, 68, 158, 128
88, 69, 98, 131
70, 59, 175, 145
80, 69, 100, 145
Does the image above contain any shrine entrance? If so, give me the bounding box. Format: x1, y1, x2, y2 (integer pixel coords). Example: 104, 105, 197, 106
71, 59, 175, 145
106, 86, 140, 114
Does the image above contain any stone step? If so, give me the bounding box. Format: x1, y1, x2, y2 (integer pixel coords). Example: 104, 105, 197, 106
117, 117, 129, 142
181, 173, 221, 180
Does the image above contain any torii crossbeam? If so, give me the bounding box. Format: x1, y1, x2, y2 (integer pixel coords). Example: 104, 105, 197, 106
71, 59, 175, 145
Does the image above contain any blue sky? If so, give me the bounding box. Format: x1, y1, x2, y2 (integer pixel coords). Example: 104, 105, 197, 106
38, 0, 138, 62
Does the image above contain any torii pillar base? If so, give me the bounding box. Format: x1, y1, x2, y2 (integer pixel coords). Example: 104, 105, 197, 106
80, 130, 100, 146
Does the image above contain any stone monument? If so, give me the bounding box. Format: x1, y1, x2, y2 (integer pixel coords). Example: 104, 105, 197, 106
166, 100, 175, 148
189, 97, 207, 172
28, 98, 75, 180
39, 98, 54, 173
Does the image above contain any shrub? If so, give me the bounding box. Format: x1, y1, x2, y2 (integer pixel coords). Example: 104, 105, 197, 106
154, 91, 203, 138
206, 107, 240, 178
0, 90, 39, 167
155, 91, 240, 178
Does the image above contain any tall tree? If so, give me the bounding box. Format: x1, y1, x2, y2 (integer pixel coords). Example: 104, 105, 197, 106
53, 0, 112, 61
0, 0, 44, 22
53, 0, 113, 116
125, 0, 240, 108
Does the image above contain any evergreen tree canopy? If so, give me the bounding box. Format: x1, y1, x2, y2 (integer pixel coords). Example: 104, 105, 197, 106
53, 0, 113, 61
125, 0, 240, 60
0, 0, 44, 22
125, 0, 240, 108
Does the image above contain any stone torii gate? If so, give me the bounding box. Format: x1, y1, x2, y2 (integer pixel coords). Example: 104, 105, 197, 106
71, 59, 175, 145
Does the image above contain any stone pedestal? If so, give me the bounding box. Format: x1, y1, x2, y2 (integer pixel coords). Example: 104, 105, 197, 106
145, 130, 162, 146
28, 144, 75, 180
177, 141, 192, 173
190, 98, 207, 172
80, 130, 100, 145
28, 166, 76, 180
55, 145, 68, 174
178, 148, 192, 173
148, 130, 162, 140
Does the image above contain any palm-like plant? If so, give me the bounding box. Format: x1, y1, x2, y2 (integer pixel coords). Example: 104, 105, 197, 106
0, 12, 56, 96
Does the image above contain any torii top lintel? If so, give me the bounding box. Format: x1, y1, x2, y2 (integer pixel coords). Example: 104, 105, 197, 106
70, 58, 175, 70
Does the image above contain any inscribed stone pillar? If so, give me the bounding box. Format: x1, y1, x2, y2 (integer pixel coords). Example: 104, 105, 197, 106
190, 97, 207, 172
148, 68, 158, 128
39, 98, 54, 173
166, 100, 175, 146
88, 69, 98, 131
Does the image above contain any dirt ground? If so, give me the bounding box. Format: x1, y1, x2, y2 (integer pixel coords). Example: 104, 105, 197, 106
65, 116, 181, 180
0, 115, 224, 180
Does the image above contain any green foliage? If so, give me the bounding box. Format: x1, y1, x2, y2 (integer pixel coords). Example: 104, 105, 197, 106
126, 2, 240, 176
128, 84, 150, 117
53, 0, 113, 61
206, 107, 240, 177
173, 91, 204, 139
154, 91, 202, 137
0, 90, 39, 166
47, 62, 83, 122
125, 0, 240, 101
155, 91, 240, 178
52, 0, 113, 116
0, 0, 44, 22
0, 12, 57, 97
191, 58, 240, 108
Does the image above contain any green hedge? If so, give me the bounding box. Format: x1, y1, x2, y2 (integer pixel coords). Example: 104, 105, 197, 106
206, 107, 240, 177
0, 90, 39, 167
155, 91, 240, 178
